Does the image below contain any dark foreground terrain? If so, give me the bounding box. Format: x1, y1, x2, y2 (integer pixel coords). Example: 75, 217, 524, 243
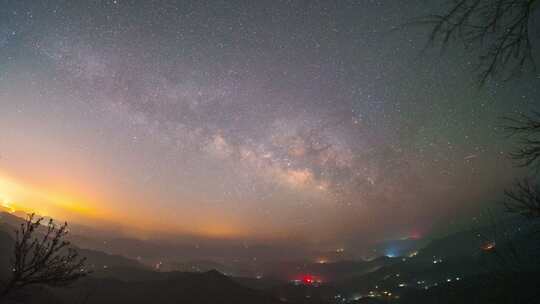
1, 211, 539, 304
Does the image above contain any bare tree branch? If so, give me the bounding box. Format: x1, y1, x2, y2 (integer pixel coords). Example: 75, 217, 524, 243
502, 111, 540, 172
417, 0, 538, 85
504, 179, 540, 218
0, 214, 89, 298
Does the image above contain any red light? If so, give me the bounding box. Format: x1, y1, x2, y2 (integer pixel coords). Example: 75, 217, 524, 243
410, 230, 422, 240
302, 275, 314, 284
297, 274, 323, 285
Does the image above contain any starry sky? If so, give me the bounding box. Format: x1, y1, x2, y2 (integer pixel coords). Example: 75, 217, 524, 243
1, 0, 539, 248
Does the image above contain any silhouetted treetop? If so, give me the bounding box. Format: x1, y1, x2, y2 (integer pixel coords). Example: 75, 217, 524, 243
419, 0, 538, 85
1, 214, 89, 298
503, 111, 540, 172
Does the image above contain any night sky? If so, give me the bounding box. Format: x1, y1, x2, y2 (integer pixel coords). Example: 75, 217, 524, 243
1, 0, 539, 249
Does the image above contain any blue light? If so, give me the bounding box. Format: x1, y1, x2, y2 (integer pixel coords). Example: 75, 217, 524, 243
384, 249, 397, 258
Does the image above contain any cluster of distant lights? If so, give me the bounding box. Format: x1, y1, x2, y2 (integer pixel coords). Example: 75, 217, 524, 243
331, 239, 500, 303
48, 234, 499, 304
344, 274, 463, 303
339, 248, 479, 303
287, 248, 347, 288
86, 231, 500, 304
344, 289, 400, 302
416, 275, 462, 291
85, 239, 493, 304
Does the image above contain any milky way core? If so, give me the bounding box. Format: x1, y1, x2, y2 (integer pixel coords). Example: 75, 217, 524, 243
1, 0, 539, 246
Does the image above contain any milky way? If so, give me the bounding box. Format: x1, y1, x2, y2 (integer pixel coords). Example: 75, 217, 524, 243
1, 0, 539, 248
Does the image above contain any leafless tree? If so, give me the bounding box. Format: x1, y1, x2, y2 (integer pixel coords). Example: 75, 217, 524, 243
501, 111, 540, 218
0, 214, 89, 298
420, 1, 540, 218
504, 179, 540, 218
418, 0, 538, 85
503, 111, 540, 171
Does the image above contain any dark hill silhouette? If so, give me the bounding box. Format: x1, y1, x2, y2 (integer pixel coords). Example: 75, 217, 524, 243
52, 270, 282, 304
399, 272, 540, 304
3, 210, 540, 303
0, 216, 282, 304
334, 218, 540, 301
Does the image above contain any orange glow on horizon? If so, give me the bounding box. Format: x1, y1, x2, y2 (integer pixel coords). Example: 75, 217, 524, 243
0, 171, 111, 222
0, 170, 252, 239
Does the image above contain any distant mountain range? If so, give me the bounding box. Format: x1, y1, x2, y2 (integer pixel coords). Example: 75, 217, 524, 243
1, 210, 539, 303
0, 212, 280, 304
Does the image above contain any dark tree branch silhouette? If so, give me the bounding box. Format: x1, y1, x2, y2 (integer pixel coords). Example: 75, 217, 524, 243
504, 179, 540, 218
0, 214, 89, 298
501, 111, 540, 219
503, 111, 540, 171
416, 3, 540, 286
418, 0, 538, 85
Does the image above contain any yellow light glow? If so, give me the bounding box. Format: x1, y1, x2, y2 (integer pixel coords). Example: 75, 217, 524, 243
0, 198, 16, 213
0, 171, 108, 222
0, 170, 260, 240
316, 258, 328, 264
